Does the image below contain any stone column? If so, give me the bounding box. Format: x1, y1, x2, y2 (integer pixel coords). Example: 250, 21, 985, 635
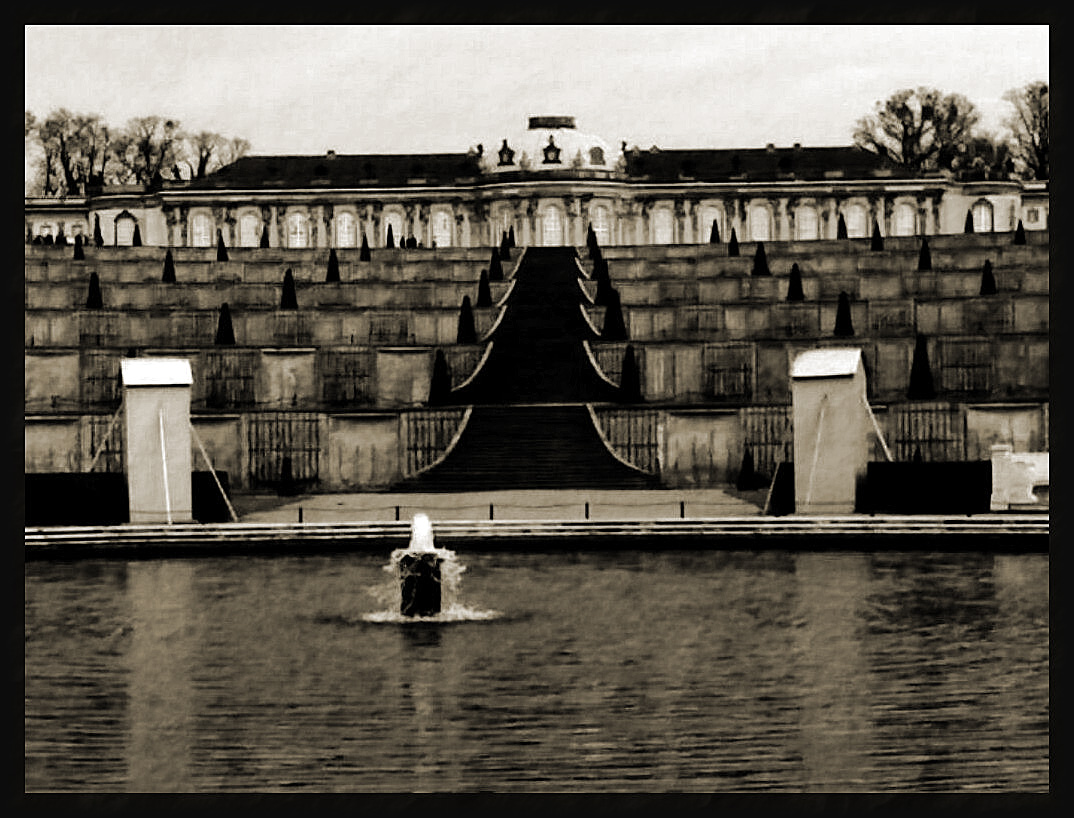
930, 194, 942, 235
163, 207, 177, 247
674, 199, 687, 244
259, 205, 272, 246
277, 204, 289, 248
321, 203, 334, 248
883, 197, 894, 237
269, 205, 279, 247
525, 198, 538, 247
454, 210, 465, 248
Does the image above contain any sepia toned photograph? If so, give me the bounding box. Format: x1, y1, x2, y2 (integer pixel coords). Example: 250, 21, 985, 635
24, 22, 1048, 796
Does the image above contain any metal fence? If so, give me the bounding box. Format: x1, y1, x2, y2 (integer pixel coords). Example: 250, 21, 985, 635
246, 411, 321, 484
593, 408, 660, 474
402, 409, 468, 476
889, 401, 965, 462
740, 404, 793, 478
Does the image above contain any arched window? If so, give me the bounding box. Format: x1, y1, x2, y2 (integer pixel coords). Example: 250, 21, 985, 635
287, 212, 308, 248
335, 211, 356, 247
652, 208, 673, 244
383, 211, 404, 245
749, 204, 771, 242
795, 206, 819, 240
115, 214, 136, 246
893, 203, 917, 236
239, 213, 260, 247
844, 203, 868, 238
432, 211, 452, 248
972, 200, 994, 233
589, 146, 605, 166
591, 205, 612, 246
541, 207, 563, 246
699, 206, 723, 243
191, 213, 213, 247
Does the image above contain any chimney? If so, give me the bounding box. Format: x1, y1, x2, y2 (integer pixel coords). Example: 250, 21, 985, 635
793, 142, 802, 151
326, 150, 336, 159
766, 143, 776, 153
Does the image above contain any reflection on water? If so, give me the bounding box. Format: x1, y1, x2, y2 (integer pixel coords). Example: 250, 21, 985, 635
25, 549, 1048, 792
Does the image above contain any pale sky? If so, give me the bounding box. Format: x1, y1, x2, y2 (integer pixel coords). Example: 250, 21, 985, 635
25, 24, 1048, 159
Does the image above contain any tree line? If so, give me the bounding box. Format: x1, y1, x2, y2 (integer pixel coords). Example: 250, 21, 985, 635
852, 81, 1048, 181
24, 110, 251, 197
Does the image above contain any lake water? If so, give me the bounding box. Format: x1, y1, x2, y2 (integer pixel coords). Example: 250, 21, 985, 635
24, 548, 1048, 792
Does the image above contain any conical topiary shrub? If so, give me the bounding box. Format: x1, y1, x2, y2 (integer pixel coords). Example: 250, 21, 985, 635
385, 224, 395, 248
601, 288, 628, 342
837, 213, 848, 239
786, 262, 805, 302
833, 291, 854, 336
751, 242, 770, 276
913, 445, 924, 463
499, 231, 511, 261
728, 227, 740, 257
216, 229, 228, 261
215, 303, 236, 345
709, 219, 720, 244
93, 215, 104, 248
359, 232, 372, 261
979, 259, 997, 296
1013, 219, 1026, 245
326, 248, 340, 282
508, 225, 516, 248
476, 268, 492, 308
73, 234, 85, 261
594, 257, 613, 306
43, 234, 53, 245
132, 224, 142, 247
457, 295, 477, 344
917, 237, 932, 271
736, 446, 763, 491
620, 344, 641, 402
488, 248, 503, 282
259, 226, 270, 248
964, 210, 975, 233
429, 349, 452, 405
26, 226, 32, 244
85, 272, 103, 309
55, 226, 67, 246
588, 244, 603, 276
871, 220, 883, 251
162, 249, 176, 283
281, 268, 298, 309
907, 334, 936, 400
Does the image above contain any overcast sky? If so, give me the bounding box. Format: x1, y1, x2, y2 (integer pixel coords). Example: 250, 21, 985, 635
26, 24, 1048, 158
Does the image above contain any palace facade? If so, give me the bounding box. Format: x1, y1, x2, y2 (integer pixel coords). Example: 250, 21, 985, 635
25, 116, 1049, 249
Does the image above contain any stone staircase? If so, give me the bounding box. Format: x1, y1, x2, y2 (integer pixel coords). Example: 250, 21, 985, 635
400, 247, 655, 491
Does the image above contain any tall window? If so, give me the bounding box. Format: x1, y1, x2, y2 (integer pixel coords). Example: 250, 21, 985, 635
541, 207, 563, 246
893, 203, 917, 236
240, 213, 260, 247
795, 206, 819, 240
845, 203, 868, 238
432, 211, 452, 248
383, 212, 404, 245
287, 212, 308, 248
699, 206, 722, 243
335, 211, 356, 247
591, 205, 612, 246
749, 204, 771, 242
192, 213, 213, 247
652, 208, 673, 244
115, 216, 135, 246
972, 200, 994, 233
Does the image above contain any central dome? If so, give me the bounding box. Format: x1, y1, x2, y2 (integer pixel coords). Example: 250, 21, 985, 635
482, 116, 619, 174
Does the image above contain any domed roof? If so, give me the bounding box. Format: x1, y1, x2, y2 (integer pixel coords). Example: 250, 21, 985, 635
481, 116, 620, 174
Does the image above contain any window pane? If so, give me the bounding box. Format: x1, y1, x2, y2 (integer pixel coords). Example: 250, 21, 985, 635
432, 211, 452, 248
845, 204, 867, 238
115, 218, 135, 246
973, 202, 993, 232
592, 205, 612, 246
749, 206, 770, 242
336, 212, 355, 247
240, 214, 260, 247
288, 214, 307, 248
653, 208, 673, 244
192, 214, 212, 247
796, 207, 818, 240
699, 207, 722, 243
541, 208, 563, 246
894, 204, 916, 236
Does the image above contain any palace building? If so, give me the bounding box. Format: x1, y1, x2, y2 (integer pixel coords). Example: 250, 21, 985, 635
25, 115, 1049, 249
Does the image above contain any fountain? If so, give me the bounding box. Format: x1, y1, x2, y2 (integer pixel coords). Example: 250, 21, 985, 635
392, 514, 451, 617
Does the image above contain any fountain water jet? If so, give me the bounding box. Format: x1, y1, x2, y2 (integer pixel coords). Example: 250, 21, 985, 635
393, 514, 450, 617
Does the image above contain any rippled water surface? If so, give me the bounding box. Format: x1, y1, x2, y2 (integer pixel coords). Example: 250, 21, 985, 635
25, 548, 1048, 792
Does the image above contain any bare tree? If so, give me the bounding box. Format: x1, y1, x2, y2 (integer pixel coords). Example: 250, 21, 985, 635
853, 87, 980, 173
180, 132, 252, 179
1003, 81, 1048, 180
111, 116, 181, 185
